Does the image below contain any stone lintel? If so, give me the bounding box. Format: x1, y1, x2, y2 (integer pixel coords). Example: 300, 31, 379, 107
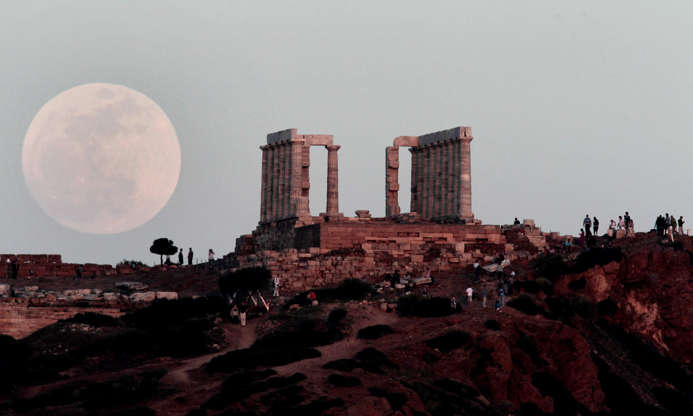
418, 126, 473, 147
302, 135, 334, 146
393, 136, 419, 148
267, 128, 297, 145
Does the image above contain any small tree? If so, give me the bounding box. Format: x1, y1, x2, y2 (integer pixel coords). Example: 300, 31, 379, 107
150, 238, 178, 265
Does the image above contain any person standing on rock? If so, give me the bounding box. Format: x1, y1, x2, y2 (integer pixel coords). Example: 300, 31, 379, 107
583, 215, 592, 237
624, 211, 632, 236
514, 217, 521, 225
593, 217, 599, 236
671, 215, 678, 234
465, 286, 473, 305
498, 286, 505, 308
178, 248, 184, 265
678, 216, 685, 235
188, 248, 193, 266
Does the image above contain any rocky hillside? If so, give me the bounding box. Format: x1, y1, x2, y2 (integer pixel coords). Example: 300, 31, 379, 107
1, 234, 691, 415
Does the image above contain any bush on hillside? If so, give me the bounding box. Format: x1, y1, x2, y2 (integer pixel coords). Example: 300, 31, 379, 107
426, 330, 471, 353
574, 247, 623, 273
506, 295, 544, 315
219, 267, 272, 294
532, 253, 570, 281
397, 295, 455, 317
357, 324, 395, 340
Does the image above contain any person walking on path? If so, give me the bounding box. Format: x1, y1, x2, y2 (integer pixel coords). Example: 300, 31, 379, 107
465, 287, 473, 305
583, 215, 592, 237
187, 248, 193, 266
498, 286, 506, 308
481, 287, 488, 308
495, 298, 502, 312
273, 276, 281, 297
593, 217, 599, 236
178, 248, 184, 265
678, 216, 685, 235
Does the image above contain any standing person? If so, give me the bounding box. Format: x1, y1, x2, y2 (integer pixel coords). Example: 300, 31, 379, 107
178, 248, 184, 265
671, 215, 678, 234
593, 217, 599, 236
450, 296, 457, 310
495, 298, 502, 312
187, 248, 193, 266
678, 216, 685, 235
481, 287, 488, 308
624, 212, 632, 235
273, 275, 281, 297
473, 260, 481, 281
465, 286, 473, 305
498, 286, 506, 308
656, 215, 664, 237
583, 215, 592, 237
208, 249, 215, 262
617, 216, 625, 230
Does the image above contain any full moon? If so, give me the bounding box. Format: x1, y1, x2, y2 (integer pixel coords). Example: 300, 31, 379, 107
22, 83, 181, 234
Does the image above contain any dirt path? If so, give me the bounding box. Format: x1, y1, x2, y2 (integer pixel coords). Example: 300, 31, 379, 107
160, 320, 259, 387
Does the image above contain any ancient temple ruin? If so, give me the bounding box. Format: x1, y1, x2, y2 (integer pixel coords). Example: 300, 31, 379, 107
385, 126, 474, 221
233, 125, 553, 292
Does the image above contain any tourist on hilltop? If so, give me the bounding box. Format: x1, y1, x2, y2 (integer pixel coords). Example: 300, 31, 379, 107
188, 248, 193, 266
678, 216, 685, 235
465, 286, 473, 305
481, 287, 488, 308
655, 215, 665, 237
583, 215, 592, 237
671, 215, 678, 234
178, 248, 184, 265
208, 249, 215, 262
617, 216, 625, 230
624, 211, 632, 235
513, 217, 521, 225
593, 217, 599, 236
498, 286, 506, 308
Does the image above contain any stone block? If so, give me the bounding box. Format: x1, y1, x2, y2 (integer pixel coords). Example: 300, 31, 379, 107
156, 291, 178, 300
130, 292, 156, 303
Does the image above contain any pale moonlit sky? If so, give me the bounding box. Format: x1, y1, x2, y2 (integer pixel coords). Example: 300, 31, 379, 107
1, 1, 692, 265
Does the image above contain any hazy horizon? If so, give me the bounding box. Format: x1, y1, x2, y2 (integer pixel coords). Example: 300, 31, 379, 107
2, 1, 692, 265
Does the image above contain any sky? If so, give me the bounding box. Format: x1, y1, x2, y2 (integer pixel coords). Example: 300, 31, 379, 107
1, 1, 692, 265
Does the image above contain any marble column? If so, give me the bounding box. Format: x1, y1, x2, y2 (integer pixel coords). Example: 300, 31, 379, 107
301, 144, 311, 217
460, 137, 473, 221
385, 146, 399, 217
289, 139, 303, 218
269, 145, 278, 222
260, 145, 269, 222
409, 148, 418, 214
326, 145, 341, 216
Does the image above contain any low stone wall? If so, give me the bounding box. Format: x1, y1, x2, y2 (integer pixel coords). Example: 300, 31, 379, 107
0, 304, 123, 339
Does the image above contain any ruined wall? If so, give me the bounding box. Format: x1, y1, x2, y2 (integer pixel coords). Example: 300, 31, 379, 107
0, 304, 123, 339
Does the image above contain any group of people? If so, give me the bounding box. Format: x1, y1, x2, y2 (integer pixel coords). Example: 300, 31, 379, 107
655, 214, 685, 242
459, 265, 514, 313
164, 248, 217, 267
582, 211, 635, 238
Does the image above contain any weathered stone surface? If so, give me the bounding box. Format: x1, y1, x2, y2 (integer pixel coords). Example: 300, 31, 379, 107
156, 291, 179, 300
129, 292, 156, 303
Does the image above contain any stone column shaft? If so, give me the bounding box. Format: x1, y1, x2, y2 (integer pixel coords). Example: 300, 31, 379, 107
326, 145, 341, 216
260, 146, 269, 222
460, 138, 473, 221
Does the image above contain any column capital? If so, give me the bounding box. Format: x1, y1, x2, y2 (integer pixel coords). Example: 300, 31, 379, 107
326, 144, 341, 151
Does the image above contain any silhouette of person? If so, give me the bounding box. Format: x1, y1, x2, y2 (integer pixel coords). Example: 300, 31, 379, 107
178, 248, 184, 265
188, 248, 193, 266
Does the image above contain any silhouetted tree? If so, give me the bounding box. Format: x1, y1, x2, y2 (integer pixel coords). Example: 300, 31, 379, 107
150, 238, 178, 265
